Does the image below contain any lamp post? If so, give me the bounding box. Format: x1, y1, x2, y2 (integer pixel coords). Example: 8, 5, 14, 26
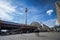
25, 8, 28, 25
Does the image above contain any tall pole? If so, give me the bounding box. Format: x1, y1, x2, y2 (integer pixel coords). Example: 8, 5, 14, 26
25, 8, 28, 25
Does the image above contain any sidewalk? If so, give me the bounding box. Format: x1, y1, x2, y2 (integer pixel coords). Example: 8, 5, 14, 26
0, 32, 60, 40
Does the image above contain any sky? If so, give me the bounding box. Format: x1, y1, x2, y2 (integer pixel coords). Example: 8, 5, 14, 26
0, 0, 58, 27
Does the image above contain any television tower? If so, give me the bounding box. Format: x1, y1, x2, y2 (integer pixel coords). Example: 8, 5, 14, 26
25, 8, 28, 25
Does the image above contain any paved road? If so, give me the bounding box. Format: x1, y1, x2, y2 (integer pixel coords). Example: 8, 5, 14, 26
0, 32, 60, 40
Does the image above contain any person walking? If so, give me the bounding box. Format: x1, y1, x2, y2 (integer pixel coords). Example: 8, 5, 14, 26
35, 27, 40, 37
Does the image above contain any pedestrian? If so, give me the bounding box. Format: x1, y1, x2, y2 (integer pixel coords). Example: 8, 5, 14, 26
35, 27, 40, 37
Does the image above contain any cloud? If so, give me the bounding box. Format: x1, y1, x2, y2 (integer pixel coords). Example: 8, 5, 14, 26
28, 14, 44, 24
0, 9, 13, 20
29, 8, 38, 13
0, 0, 16, 21
43, 19, 56, 27
47, 9, 53, 15
0, 0, 25, 21
15, 7, 26, 15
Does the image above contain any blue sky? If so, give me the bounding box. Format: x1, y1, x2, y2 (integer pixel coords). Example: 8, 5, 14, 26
0, 0, 58, 27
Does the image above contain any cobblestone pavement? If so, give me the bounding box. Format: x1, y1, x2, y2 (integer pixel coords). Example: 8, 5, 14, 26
0, 32, 60, 40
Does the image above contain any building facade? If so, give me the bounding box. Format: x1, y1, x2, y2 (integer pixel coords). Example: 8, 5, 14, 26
56, 1, 60, 25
